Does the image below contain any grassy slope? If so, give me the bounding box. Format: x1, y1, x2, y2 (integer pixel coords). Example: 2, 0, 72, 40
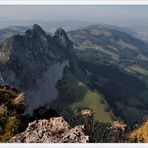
68, 26, 148, 124
71, 82, 113, 123
57, 69, 113, 123
0, 38, 13, 63
129, 65, 148, 77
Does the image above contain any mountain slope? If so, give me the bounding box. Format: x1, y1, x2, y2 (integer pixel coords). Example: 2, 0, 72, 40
68, 25, 148, 65
68, 25, 148, 123
0, 26, 28, 43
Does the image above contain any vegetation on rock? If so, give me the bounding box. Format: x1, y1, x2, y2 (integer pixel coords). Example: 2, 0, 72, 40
0, 85, 25, 142
129, 120, 148, 142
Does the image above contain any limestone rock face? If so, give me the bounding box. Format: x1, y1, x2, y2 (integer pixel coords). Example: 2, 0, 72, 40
0, 24, 75, 113
8, 117, 89, 143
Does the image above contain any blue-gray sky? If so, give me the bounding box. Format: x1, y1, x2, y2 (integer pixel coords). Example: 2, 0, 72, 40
0, 5, 148, 27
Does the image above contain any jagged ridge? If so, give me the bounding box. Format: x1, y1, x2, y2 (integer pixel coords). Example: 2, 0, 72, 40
0, 24, 75, 113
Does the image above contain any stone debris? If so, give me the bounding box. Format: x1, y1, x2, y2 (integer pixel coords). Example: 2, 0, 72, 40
8, 117, 89, 143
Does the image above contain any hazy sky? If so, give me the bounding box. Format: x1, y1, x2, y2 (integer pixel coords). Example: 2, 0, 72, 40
0, 5, 148, 27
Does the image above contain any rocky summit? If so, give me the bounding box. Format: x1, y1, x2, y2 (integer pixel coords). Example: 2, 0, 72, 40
0, 24, 75, 113
8, 117, 89, 143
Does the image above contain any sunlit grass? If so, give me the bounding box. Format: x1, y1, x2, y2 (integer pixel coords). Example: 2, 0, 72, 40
129, 120, 148, 142
129, 65, 148, 77
71, 88, 113, 123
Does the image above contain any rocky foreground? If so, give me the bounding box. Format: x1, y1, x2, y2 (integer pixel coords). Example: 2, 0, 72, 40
8, 117, 89, 143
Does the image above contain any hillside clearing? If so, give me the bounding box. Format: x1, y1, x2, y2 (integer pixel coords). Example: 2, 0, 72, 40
71, 89, 113, 123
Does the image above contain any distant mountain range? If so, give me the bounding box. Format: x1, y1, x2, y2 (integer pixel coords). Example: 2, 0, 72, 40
0, 20, 148, 42
0, 20, 93, 42
0, 20, 93, 32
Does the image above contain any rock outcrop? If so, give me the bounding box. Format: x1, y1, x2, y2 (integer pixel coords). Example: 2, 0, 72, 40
8, 117, 89, 143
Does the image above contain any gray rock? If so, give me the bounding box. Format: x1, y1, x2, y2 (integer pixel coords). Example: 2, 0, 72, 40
0, 24, 74, 114
8, 117, 89, 143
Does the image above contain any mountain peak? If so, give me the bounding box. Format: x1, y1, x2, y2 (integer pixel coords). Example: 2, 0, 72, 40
32, 24, 43, 31
55, 28, 67, 37
54, 28, 73, 49
25, 24, 46, 36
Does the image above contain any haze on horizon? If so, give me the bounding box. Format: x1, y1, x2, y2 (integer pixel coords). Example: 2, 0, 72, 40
0, 5, 148, 28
